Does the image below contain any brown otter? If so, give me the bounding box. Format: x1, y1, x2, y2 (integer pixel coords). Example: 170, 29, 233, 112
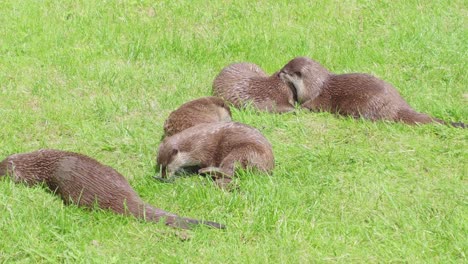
156, 122, 274, 188
163, 96, 232, 138
279, 56, 465, 127
0, 149, 225, 229
212, 62, 296, 113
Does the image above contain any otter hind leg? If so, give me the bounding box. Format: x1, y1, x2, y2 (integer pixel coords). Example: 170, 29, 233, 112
271, 104, 295, 114
254, 101, 295, 114
301, 98, 328, 112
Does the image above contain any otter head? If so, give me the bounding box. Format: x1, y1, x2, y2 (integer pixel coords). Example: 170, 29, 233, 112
0, 159, 8, 177
279, 57, 330, 103
156, 143, 179, 178
156, 139, 202, 179
272, 71, 298, 106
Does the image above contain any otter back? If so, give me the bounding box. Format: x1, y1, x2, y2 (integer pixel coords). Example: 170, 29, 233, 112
213, 63, 295, 113
163, 96, 232, 137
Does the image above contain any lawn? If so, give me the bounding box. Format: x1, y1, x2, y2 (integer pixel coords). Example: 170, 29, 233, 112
0, 0, 466, 262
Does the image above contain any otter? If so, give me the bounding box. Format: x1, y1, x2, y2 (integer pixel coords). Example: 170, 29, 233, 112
0, 149, 225, 229
163, 96, 232, 138
212, 62, 296, 113
156, 122, 274, 188
279, 56, 465, 127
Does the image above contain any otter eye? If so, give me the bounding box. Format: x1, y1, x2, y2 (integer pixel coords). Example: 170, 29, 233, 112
294, 71, 302, 77
172, 148, 178, 156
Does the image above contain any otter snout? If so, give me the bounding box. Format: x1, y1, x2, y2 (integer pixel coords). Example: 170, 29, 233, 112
160, 164, 177, 179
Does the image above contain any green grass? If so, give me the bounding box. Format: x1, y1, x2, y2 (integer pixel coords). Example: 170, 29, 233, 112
0, 0, 467, 262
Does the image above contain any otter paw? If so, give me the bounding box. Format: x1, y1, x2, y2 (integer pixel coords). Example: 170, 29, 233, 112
153, 175, 175, 183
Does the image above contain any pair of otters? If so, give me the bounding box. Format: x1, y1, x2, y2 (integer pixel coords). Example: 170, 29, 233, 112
214, 56, 465, 127
1, 57, 464, 231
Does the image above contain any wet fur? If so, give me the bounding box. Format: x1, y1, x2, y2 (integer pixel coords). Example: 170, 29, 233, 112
157, 122, 274, 187
213, 62, 296, 113
163, 96, 232, 138
279, 57, 465, 127
0, 149, 225, 229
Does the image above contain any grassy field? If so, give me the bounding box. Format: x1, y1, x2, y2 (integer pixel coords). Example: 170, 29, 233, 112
0, 0, 466, 262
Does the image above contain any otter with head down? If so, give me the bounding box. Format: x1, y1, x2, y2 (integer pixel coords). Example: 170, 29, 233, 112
213, 62, 296, 113
0, 149, 225, 229
156, 122, 275, 188
279, 56, 465, 127
163, 96, 232, 138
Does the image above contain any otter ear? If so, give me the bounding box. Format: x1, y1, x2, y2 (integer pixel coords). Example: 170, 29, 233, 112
219, 99, 227, 107
220, 101, 232, 112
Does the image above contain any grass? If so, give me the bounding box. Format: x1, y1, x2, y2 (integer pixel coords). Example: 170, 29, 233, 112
0, 0, 466, 262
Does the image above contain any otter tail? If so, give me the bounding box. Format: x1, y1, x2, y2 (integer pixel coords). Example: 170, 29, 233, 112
449, 121, 466, 128
143, 205, 225, 229
172, 217, 226, 229
397, 108, 438, 125
427, 118, 466, 128
431, 118, 465, 128
397, 108, 465, 128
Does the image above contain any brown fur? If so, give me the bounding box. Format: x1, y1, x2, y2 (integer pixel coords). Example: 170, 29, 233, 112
279, 57, 465, 127
163, 97, 232, 138
213, 62, 296, 113
157, 122, 274, 188
0, 149, 224, 229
